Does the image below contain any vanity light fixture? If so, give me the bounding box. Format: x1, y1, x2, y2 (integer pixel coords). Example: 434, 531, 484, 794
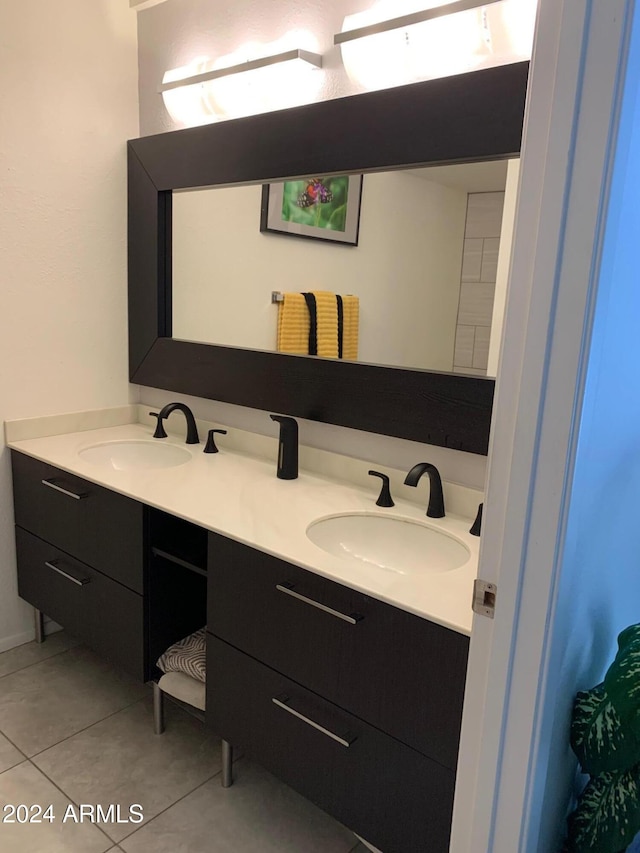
335, 0, 500, 45
159, 49, 322, 94
336, 0, 537, 90
160, 44, 323, 125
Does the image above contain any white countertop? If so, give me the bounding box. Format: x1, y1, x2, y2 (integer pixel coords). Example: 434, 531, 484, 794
8, 423, 478, 635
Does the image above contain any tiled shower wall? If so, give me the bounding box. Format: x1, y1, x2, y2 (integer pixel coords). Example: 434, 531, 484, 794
453, 192, 505, 375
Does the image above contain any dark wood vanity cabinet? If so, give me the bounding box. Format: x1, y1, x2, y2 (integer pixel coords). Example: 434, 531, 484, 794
206, 532, 469, 853
207, 532, 468, 770
11, 452, 145, 678
12, 453, 144, 593
207, 635, 456, 853
10, 451, 470, 852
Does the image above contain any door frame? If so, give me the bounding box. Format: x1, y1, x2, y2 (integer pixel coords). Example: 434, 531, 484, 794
450, 1, 636, 850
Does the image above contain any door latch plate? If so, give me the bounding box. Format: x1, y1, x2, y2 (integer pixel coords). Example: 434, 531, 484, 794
473, 578, 497, 618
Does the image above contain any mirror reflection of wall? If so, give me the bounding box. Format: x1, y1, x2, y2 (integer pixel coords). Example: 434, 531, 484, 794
172, 159, 519, 377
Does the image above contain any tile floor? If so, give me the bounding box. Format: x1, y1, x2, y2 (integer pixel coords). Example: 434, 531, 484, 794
0, 633, 367, 852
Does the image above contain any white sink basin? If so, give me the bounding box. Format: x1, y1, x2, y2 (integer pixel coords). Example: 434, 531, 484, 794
306, 513, 470, 575
79, 440, 192, 471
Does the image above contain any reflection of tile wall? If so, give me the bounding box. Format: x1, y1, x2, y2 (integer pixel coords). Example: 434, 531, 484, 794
453, 192, 505, 375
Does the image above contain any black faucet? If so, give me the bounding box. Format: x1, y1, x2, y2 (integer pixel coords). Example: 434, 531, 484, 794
368, 471, 394, 507
270, 415, 298, 480
404, 462, 445, 518
149, 403, 200, 444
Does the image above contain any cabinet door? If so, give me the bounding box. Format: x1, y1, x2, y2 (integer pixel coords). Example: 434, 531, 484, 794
208, 532, 468, 769
11, 452, 144, 593
207, 635, 454, 853
16, 528, 145, 679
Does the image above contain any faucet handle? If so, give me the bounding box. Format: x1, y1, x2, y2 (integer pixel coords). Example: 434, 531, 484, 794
368, 471, 395, 508
470, 503, 483, 536
203, 429, 228, 454
149, 412, 167, 439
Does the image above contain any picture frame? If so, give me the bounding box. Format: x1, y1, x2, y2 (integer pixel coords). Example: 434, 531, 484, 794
260, 174, 363, 246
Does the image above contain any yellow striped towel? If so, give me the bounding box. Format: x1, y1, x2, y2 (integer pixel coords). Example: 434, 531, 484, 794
341, 295, 359, 360
277, 293, 310, 355
311, 291, 339, 358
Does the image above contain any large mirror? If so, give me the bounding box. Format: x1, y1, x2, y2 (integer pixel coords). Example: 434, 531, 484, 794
128, 62, 528, 454
172, 159, 518, 376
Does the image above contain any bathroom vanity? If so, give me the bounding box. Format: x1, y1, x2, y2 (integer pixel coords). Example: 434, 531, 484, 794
5, 52, 527, 853
8, 419, 476, 853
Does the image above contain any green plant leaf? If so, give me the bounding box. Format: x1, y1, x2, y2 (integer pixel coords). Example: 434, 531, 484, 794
567, 763, 640, 853
616, 624, 640, 652
571, 684, 640, 775
605, 626, 640, 736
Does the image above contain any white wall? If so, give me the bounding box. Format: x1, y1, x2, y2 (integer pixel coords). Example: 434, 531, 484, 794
135, 0, 494, 489
173, 172, 468, 371
0, 1, 139, 649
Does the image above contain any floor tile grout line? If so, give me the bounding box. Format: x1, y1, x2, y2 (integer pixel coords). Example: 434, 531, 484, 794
0, 729, 29, 764
0, 642, 79, 683
0, 756, 29, 777
25, 758, 116, 847
114, 750, 240, 845
104, 766, 226, 845
4, 757, 27, 775
0, 647, 360, 850
31, 704, 229, 846
14, 747, 359, 852
26, 695, 149, 761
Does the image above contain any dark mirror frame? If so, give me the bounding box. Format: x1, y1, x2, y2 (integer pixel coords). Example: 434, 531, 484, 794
128, 61, 528, 455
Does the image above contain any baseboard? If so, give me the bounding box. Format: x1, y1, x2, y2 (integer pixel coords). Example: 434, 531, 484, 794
0, 620, 63, 654
0, 629, 34, 654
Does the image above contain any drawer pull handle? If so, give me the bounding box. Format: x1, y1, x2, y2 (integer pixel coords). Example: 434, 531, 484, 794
275, 583, 362, 625
41, 479, 88, 500
45, 560, 90, 587
272, 695, 355, 748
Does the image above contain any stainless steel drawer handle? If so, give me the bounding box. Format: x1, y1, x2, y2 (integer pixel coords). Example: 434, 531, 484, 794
272, 695, 356, 748
45, 560, 90, 587
275, 583, 362, 625
41, 479, 88, 500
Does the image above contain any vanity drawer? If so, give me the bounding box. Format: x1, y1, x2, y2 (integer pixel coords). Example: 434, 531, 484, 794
16, 527, 144, 679
207, 635, 454, 853
207, 532, 468, 769
11, 451, 144, 593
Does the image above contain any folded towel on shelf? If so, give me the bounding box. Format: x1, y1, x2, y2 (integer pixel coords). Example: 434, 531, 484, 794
277, 292, 310, 355
341, 294, 359, 360
158, 671, 206, 711
157, 627, 206, 683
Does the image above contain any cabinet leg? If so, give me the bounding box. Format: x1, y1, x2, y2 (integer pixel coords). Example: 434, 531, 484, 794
221, 739, 233, 788
153, 682, 165, 734
33, 608, 44, 644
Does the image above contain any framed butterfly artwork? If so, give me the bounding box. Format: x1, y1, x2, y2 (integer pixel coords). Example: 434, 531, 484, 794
260, 174, 363, 246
